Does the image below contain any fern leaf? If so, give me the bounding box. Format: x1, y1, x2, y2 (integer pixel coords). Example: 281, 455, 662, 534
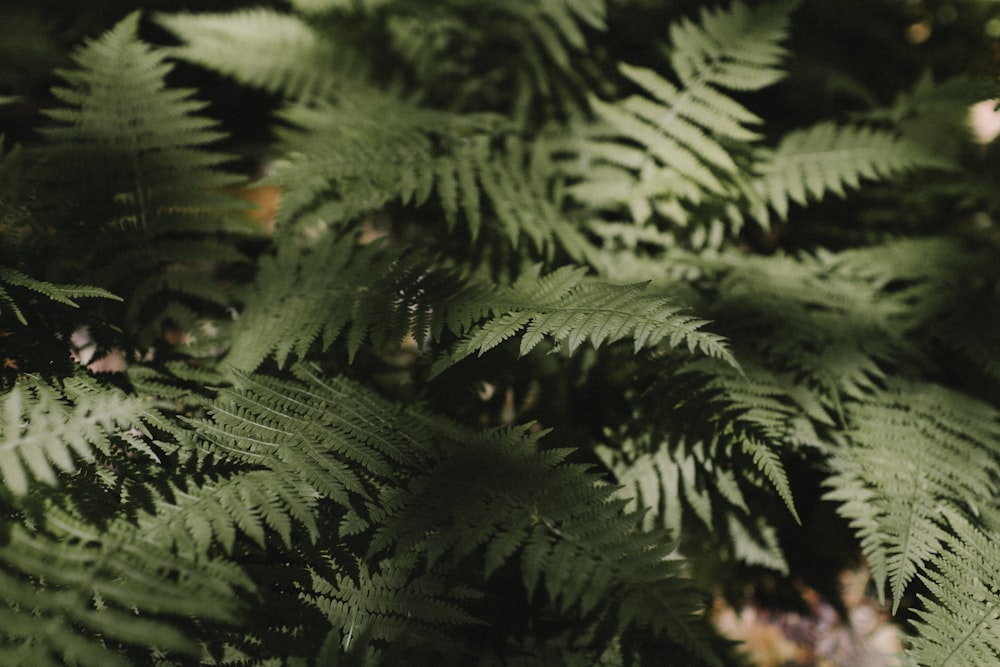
0, 507, 248, 664
632, 360, 803, 523
823, 379, 1000, 613
182, 364, 722, 661
432, 266, 736, 376
223, 238, 423, 372
0, 266, 120, 325
135, 472, 319, 557
306, 554, 483, 652
375, 423, 722, 659
555, 1, 793, 237
42, 12, 242, 225
35, 12, 254, 341
669, 1, 792, 92
157, 9, 356, 100
0, 374, 163, 496
907, 510, 1000, 667
270, 96, 588, 258
619, 577, 728, 667
755, 122, 933, 220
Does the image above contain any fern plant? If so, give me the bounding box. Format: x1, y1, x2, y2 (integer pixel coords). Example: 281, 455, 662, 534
2, 1, 1000, 665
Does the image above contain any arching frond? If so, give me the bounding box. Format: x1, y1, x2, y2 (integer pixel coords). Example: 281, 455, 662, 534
0, 267, 119, 326
432, 264, 737, 376
0, 374, 165, 496
907, 510, 1000, 667
34, 12, 255, 340
269, 94, 589, 259
551, 0, 793, 242
823, 379, 1000, 613
157, 9, 362, 100
754, 122, 939, 220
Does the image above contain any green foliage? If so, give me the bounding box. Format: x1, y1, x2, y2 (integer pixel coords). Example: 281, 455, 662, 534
755, 121, 938, 220
31, 11, 256, 342
824, 380, 1000, 614
2, 1, 1000, 665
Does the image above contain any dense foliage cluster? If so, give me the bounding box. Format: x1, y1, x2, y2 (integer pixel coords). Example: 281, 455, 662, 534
1, 0, 999, 664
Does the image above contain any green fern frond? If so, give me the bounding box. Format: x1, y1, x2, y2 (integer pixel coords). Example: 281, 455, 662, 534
726, 515, 788, 573
190, 365, 436, 491
669, 0, 793, 92
33, 12, 255, 340
373, 422, 721, 659
134, 471, 320, 557
222, 236, 406, 372
597, 432, 788, 573
0, 374, 165, 496
618, 576, 728, 667
269, 96, 588, 259
634, 359, 802, 523
306, 553, 483, 653
823, 379, 1000, 613
433, 264, 736, 375
0, 266, 120, 326
41, 12, 241, 226
382, 0, 606, 124
177, 364, 721, 661
907, 510, 1000, 667
705, 249, 905, 406
754, 122, 936, 220
0, 506, 248, 665
831, 238, 1000, 389
157, 9, 358, 100
226, 236, 730, 376
554, 0, 792, 237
